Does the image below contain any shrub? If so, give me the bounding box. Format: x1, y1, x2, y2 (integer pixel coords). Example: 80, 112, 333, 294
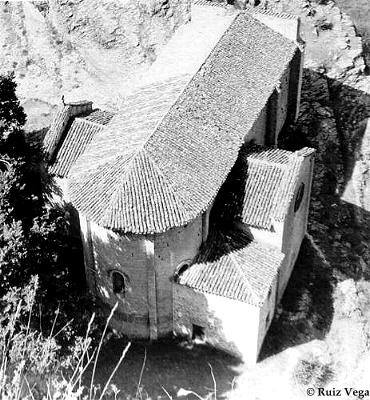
314, 17, 333, 32
293, 357, 334, 388
0, 277, 130, 400
0, 73, 26, 142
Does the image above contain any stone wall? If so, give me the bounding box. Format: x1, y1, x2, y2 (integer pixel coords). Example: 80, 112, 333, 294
246, 9, 300, 43
288, 48, 304, 123
257, 275, 279, 355
81, 218, 154, 338
238, 221, 284, 252
173, 284, 261, 364
80, 212, 205, 338
276, 64, 291, 134
154, 215, 203, 336
245, 104, 268, 145
278, 154, 314, 300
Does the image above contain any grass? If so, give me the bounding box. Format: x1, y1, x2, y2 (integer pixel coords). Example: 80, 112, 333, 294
0, 277, 131, 400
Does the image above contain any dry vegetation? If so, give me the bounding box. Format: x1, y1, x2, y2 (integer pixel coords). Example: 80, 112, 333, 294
0, 277, 131, 399
1, 0, 370, 399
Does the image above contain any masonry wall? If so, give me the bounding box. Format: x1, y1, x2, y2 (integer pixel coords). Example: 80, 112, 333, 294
173, 284, 261, 364
245, 104, 268, 145
154, 215, 203, 336
238, 222, 283, 252
278, 156, 314, 301
257, 275, 279, 356
80, 217, 154, 338
288, 48, 304, 122
244, 57, 298, 147
275, 64, 291, 135
248, 11, 300, 43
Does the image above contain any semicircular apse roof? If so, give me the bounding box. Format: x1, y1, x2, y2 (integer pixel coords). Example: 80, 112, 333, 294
67, 12, 298, 234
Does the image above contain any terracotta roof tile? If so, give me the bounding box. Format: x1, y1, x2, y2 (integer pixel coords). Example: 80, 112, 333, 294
47, 110, 115, 178
177, 228, 284, 306
192, 0, 227, 7
43, 106, 71, 156
84, 110, 115, 125
66, 13, 299, 234
215, 145, 313, 229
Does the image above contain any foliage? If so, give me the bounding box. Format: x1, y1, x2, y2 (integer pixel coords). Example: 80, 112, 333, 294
313, 16, 333, 32
0, 278, 130, 400
0, 73, 133, 397
0, 216, 27, 293
293, 357, 334, 388
0, 73, 26, 142
0, 74, 102, 342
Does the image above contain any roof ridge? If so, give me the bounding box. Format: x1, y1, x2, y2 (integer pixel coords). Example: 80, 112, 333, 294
75, 117, 103, 128
134, 74, 194, 151
140, 149, 190, 218
101, 149, 190, 231
228, 250, 260, 305
244, 5, 298, 20
192, 0, 227, 8
100, 154, 137, 226
247, 155, 288, 168
150, 13, 240, 134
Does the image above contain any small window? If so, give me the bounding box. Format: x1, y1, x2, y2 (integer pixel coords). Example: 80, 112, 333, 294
111, 271, 126, 295
174, 261, 191, 283
192, 324, 205, 341
294, 183, 305, 212
265, 313, 270, 328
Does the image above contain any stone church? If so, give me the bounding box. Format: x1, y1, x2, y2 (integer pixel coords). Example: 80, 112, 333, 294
44, 0, 315, 364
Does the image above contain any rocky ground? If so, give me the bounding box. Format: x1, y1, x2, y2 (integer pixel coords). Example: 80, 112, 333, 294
1, 0, 370, 398
230, 0, 370, 398
89, 2, 370, 399
94, 1, 370, 399
0, 0, 189, 131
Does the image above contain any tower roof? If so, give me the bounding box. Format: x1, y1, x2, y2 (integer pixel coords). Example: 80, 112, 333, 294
177, 228, 284, 306
215, 145, 315, 230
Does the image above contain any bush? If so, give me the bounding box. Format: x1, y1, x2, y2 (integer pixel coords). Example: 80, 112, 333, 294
314, 17, 333, 32
293, 357, 334, 388
0, 277, 130, 400
0, 73, 96, 340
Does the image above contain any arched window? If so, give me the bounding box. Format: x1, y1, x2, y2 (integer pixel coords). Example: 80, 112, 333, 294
174, 261, 191, 283
294, 183, 305, 212
110, 271, 127, 296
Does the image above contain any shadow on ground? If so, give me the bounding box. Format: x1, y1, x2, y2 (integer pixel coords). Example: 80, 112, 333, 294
89, 339, 241, 399
86, 69, 370, 398
260, 69, 370, 361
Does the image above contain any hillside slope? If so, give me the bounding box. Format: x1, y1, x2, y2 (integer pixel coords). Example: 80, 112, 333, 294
0, 0, 190, 130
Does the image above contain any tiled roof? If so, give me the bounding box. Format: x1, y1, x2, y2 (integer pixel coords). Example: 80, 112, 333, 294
84, 110, 115, 125
177, 228, 284, 306
43, 106, 71, 156
192, 0, 227, 7
215, 145, 314, 230
67, 12, 298, 234
48, 110, 115, 178
244, 6, 298, 20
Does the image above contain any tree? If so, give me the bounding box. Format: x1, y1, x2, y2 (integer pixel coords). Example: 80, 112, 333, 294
0, 73, 26, 142
0, 73, 96, 342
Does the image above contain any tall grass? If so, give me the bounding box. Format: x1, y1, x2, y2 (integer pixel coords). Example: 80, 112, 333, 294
0, 277, 130, 400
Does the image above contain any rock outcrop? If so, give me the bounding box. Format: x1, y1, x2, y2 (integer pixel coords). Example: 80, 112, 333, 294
0, 0, 190, 130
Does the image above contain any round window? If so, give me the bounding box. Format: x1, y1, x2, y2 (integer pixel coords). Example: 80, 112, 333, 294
294, 183, 305, 212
